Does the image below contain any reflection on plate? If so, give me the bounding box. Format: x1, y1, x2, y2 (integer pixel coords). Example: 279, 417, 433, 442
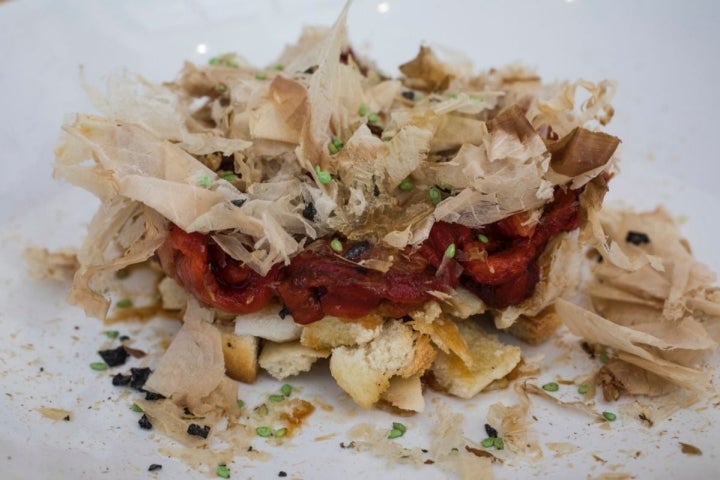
1, 1, 718, 479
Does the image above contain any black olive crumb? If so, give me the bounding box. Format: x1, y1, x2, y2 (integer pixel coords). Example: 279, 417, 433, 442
144, 391, 165, 401
98, 346, 130, 367
343, 240, 370, 261
187, 424, 211, 438
278, 472, 287, 478
304, 65, 317, 74
129, 367, 153, 390
112, 373, 132, 386
39, 367, 44, 372
138, 414, 153, 430
148, 464, 162, 472
231, 198, 246, 207
626, 231, 650, 246
119, 335, 130, 342
278, 305, 290, 319
484, 423, 498, 438
63, 415, 70, 421
302, 202, 317, 222
401, 90, 415, 100
247, 446, 254, 452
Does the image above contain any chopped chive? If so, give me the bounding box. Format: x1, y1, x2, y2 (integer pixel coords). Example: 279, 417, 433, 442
255, 71, 266, 80
280, 384, 292, 397
330, 238, 343, 253
392, 422, 407, 434
314, 166, 332, 184
598, 352, 610, 364
114, 269, 130, 279
367, 112, 379, 124
331, 138, 344, 149
602, 411, 617, 422
328, 142, 339, 155
216, 83, 227, 93
256, 426, 273, 437
444, 243, 456, 259
216, 464, 230, 479
90, 362, 108, 371
577, 384, 589, 395
115, 298, 133, 309
236, 399, 245, 409
226, 60, 239, 68
274, 427, 288, 438
398, 178, 414, 191
387, 428, 404, 439
221, 172, 238, 181
198, 175, 212, 188
542, 382, 559, 392
493, 437, 504, 450
481, 437, 495, 448
269, 394, 285, 403
104, 330, 120, 339
358, 102, 368, 116
477, 234, 489, 244
274, 63, 284, 71
429, 187, 441, 205
209, 57, 221, 65
130, 403, 143, 413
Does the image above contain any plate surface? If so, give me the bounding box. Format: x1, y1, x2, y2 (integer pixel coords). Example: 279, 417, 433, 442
1, 1, 719, 479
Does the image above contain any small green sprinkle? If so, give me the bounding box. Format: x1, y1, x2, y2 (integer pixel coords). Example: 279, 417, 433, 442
331, 138, 344, 149
367, 112, 379, 124
115, 298, 133, 309
220, 172, 238, 181
114, 269, 130, 279
392, 422, 407, 434
387, 428, 404, 439
255, 71, 266, 80
577, 384, 589, 395
429, 187, 441, 205
447, 92, 458, 99
226, 60, 239, 68
599, 352, 610, 364
216, 83, 227, 93
256, 426, 273, 437
493, 437, 505, 450
274, 427, 288, 438
477, 234, 489, 244
602, 411, 617, 422
315, 166, 332, 184
269, 394, 285, 403
236, 399, 245, 409
542, 382, 560, 392
398, 178, 414, 191
481, 437, 495, 448
130, 403, 143, 413
104, 330, 120, 339
444, 243, 456, 259
280, 384, 293, 397
274, 63, 284, 71
328, 142, 339, 155
90, 362, 108, 371
330, 238, 343, 253
198, 175, 212, 188
216, 464, 230, 479
358, 102, 368, 116
209, 57, 221, 65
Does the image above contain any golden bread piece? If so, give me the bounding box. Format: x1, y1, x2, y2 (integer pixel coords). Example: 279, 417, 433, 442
300, 313, 384, 349
258, 341, 330, 380
221, 333, 258, 383
506, 305, 562, 345
380, 374, 425, 413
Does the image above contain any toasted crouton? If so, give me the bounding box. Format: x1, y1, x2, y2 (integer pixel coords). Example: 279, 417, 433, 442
300, 313, 384, 349
506, 305, 562, 345
381, 374, 425, 413
221, 333, 258, 384
430, 321, 521, 399
233, 304, 303, 342
329, 321, 435, 409
259, 341, 330, 380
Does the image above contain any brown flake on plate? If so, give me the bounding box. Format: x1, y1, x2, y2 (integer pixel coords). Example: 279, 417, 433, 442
37, 407, 72, 421
679, 442, 702, 455
23, 246, 78, 281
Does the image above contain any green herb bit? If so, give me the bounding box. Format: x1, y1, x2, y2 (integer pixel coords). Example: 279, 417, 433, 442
481, 437, 495, 448
598, 352, 610, 364
216, 83, 227, 93
114, 269, 130, 279
280, 384, 293, 397
236, 399, 245, 409
602, 411, 617, 422
358, 102, 368, 116
444, 243, 456, 259
220, 172, 238, 181
269, 394, 285, 403
477, 234, 489, 244
331, 138, 344, 149
315, 166, 332, 184
392, 422, 407, 434
255, 71, 266, 80
104, 330, 120, 339
367, 112, 379, 124
398, 178, 414, 191
130, 403, 143, 413
90, 362, 108, 371
274, 63, 285, 71
577, 384, 589, 395
429, 186, 441, 205
216, 464, 230, 479
387, 428, 404, 439
542, 382, 559, 392
208, 57, 221, 66
493, 437, 505, 450
198, 175, 212, 188
256, 426, 273, 437
330, 238, 343, 253
115, 298, 133, 309
328, 142, 339, 155
274, 427, 288, 438
226, 60, 239, 68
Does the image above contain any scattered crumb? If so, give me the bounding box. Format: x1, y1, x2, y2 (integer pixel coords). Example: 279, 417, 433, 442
679, 442, 702, 455
37, 407, 72, 421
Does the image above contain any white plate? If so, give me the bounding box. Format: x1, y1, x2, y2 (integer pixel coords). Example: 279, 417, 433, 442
1, 1, 719, 479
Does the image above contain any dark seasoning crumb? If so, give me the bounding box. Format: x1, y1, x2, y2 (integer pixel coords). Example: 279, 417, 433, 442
484, 423, 498, 438
148, 464, 162, 472
625, 230, 651, 246
138, 414, 153, 430
98, 346, 130, 367
187, 423, 211, 439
